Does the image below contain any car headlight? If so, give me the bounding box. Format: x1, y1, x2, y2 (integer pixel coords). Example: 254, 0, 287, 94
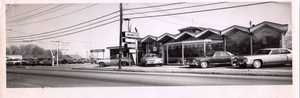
243, 58, 248, 62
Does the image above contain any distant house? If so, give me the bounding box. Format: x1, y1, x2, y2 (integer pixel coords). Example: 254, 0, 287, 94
23, 55, 35, 60
60, 55, 73, 61
36, 55, 52, 61
67, 55, 82, 60
6, 55, 22, 60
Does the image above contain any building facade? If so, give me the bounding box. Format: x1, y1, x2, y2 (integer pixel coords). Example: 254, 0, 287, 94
139, 21, 288, 65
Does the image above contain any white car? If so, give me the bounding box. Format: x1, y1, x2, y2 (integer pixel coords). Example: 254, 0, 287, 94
231, 48, 292, 68
140, 54, 164, 66
95, 55, 132, 67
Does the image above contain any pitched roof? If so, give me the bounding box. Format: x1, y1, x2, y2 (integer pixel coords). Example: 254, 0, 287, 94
157, 33, 176, 41
250, 21, 288, 34
141, 35, 157, 43
221, 25, 250, 36
178, 26, 206, 32
36, 55, 52, 59
67, 55, 82, 59
60, 55, 73, 60
195, 28, 221, 38
23, 55, 35, 59
174, 31, 195, 40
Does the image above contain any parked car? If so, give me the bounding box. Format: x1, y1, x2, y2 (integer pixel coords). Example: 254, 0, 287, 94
184, 51, 235, 68
6, 59, 22, 66
20, 59, 30, 65
75, 59, 84, 64
231, 48, 292, 68
38, 60, 52, 66
140, 53, 163, 66
95, 55, 132, 67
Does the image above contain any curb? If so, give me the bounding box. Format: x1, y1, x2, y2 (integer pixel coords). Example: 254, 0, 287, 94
72, 68, 292, 77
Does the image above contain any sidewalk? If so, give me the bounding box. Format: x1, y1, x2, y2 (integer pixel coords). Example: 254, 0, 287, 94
72, 64, 293, 77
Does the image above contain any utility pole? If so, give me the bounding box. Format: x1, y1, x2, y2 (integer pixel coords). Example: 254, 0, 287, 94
119, 3, 123, 69
51, 41, 60, 66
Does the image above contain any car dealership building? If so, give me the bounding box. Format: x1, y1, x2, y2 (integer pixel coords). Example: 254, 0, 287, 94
138, 21, 288, 64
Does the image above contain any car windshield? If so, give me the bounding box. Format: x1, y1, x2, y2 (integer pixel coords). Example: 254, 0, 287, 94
145, 54, 158, 58
254, 50, 271, 55
205, 52, 215, 57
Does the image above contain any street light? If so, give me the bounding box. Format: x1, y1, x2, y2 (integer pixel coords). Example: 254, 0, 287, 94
23, 39, 55, 66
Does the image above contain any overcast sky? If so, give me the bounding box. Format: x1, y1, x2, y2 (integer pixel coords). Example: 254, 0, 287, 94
5, 2, 291, 58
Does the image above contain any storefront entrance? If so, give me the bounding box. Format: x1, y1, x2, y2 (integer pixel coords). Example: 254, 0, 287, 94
164, 39, 223, 64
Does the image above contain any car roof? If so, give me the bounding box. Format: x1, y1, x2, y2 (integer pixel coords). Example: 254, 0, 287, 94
260, 48, 289, 50
145, 53, 157, 55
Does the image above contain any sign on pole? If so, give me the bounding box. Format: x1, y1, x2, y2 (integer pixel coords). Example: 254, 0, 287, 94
90, 49, 105, 53
59, 42, 70, 50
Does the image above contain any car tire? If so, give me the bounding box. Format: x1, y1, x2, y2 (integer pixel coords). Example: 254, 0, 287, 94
159, 64, 162, 66
253, 60, 262, 69
99, 62, 105, 67
121, 61, 128, 66
200, 61, 208, 68
231, 59, 237, 67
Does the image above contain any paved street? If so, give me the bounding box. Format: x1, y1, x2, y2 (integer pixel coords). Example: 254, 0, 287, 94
7, 64, 292, 88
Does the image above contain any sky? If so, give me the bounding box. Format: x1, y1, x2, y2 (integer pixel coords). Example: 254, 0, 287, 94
5, 2, 291, 58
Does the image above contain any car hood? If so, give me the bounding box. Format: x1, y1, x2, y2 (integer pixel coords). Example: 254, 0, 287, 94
185, 57, 212, 60
234, 54, 267, 59
145, 57, 162, 60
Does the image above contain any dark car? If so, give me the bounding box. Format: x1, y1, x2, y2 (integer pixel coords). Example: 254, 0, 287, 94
184, 51, 234, 68
38, 60, 52, 66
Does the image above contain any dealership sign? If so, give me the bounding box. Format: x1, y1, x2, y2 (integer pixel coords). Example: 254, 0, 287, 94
59, 42, 70, 50
125, 32, 139, 39
90, 49, 105, 53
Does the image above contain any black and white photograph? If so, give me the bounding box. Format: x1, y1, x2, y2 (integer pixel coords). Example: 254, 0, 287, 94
1, 0, 299, 98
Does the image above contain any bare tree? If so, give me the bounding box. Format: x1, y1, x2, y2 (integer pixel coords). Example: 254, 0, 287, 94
31, 45, 45, 57
7, 45, 22, 55
284, 31, 292, 49
19, 44, 35, 56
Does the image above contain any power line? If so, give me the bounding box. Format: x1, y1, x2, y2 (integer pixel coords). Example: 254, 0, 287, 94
7, 10, 119, 39
6, 29, 114, 45
7, 4, 70, 23
124, 2, 227, 15
7, 19, 120, 42
126, 2, 273, 20
7, 14, 119, 40
7, 4, 51, 19
125, 7, 186, 27
123, 2, 185, 11
7, 4, 98, 27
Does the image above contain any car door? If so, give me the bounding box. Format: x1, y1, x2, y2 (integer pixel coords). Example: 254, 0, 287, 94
212, 52, 222, 63
221, 52, 231, 63
110, 56, 119, 65
268, 49, 283, 64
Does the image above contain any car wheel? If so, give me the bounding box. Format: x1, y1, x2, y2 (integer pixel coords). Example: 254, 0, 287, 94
159, 64, 162, 66
200, 61, 208, 68
253, 60, 262, 69
231, 59, 237, 67
121, 61, 128, 66
99, 62, 105, 67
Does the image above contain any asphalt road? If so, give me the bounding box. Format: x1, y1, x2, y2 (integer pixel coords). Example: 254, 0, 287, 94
7, 68, 292, 88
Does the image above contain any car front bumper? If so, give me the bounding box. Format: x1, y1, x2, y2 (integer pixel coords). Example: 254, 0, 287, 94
231, 59, 253, 67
